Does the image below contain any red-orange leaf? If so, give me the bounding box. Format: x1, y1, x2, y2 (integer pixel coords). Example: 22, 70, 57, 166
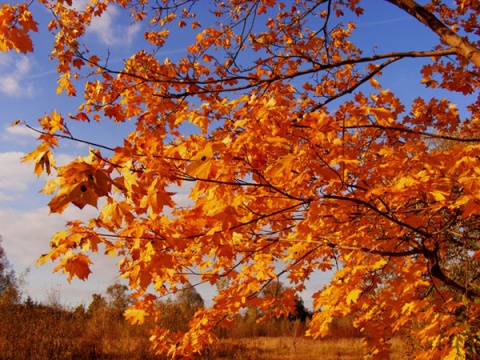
54, 251, 92, 282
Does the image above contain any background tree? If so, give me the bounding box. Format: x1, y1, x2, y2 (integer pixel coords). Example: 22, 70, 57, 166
106, 282, 131, 315
86, 293, 107, 319
0, 236, 19, 305
156, 285, 205, 333
289, 298, 312, 323
3, 0, 480, 358
175, 285, 205, 321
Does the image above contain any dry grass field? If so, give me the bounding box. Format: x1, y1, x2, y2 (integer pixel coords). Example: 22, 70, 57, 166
202, 336, 406, 360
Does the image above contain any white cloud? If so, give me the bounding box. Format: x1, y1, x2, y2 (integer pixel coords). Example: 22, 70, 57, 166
0, 152, 34, 201
69, 0, 141, 46
127, 23, 142, 42
0, 147, 117, 304
16, 56, 32, 74
4, 124, 38, 139
0, 207, 62, 265
0, 205, 120, 305
87, 5, 141, 46
0, 124, 38, 147
55, 152, 77, 167
0, 149, 76, 204
0, 53, 35, 97
0, 204, 101, 265
0, 192, 16, 202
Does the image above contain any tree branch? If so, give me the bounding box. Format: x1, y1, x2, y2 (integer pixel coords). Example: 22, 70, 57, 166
385, 0, 480, 67
324, 241, 421, 257
344, 124, 480, 143
76, 48, 456, 99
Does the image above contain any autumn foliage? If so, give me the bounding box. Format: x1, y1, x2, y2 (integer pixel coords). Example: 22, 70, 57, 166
3, 0, 480, 358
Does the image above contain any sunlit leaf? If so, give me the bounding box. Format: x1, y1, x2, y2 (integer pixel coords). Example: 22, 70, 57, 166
186, 143, 213, 178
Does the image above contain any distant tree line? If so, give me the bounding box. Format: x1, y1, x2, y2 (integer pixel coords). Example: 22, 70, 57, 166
0, 237, 356, 359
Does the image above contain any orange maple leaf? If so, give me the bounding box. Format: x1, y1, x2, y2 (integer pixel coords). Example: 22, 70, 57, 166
54, 251, 92, 282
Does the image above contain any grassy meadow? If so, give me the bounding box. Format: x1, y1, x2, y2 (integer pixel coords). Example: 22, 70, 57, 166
0, 281, 408, 359
202, 337, 406, 360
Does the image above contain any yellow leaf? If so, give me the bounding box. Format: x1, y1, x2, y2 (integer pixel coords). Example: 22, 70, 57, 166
268, 153, 295, 179
444, 335, 466, 360
369, 107, 394, 126
140, 178, 175, 214
430, 190, 448, 201
401, 302, 416, 316
70, 182, 100, 209
39, 110, 65, 133
125, 308, 148, 325
23, 145, 55, 176
186, 143, 213, 178
369, 77, 381, 89
346, 288, 362, 305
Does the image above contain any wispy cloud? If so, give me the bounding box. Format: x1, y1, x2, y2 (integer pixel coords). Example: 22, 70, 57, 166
0, 145, 118, 304
87, 5, 142, 46
3, 125, 38, 138
0, 144, 77, 205
356, 16, 409, 28
0, 54, 35, 97
68, 0, 141, 47
0, 151, 34, 202
0, 204, 120, 305
0, 124, 38, 149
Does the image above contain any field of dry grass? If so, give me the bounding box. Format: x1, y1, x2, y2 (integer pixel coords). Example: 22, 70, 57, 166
202, 336, 406, 360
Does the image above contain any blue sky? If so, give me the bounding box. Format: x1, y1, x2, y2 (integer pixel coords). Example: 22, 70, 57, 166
0, 0, 473, 308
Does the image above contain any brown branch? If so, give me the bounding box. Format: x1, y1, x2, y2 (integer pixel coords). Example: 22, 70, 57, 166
323, 193, 431, 239
385, 0, 480, 67
25, 123, 116, 152
344, 124, 480, 143
156, 49, 457, 97
324, 241, 421, 257
426, 251, 480, 300
309, 56, 401, 112
77, 48, 456, 99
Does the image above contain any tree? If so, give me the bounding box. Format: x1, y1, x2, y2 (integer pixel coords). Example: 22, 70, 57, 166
0, 236, 19, 305
289, 298, 312, 323
3, 0, 480, 358
175, 285, 205, 320
106, 282, 131, 314
86, 293, 107, 319
156, 285, 205, 333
